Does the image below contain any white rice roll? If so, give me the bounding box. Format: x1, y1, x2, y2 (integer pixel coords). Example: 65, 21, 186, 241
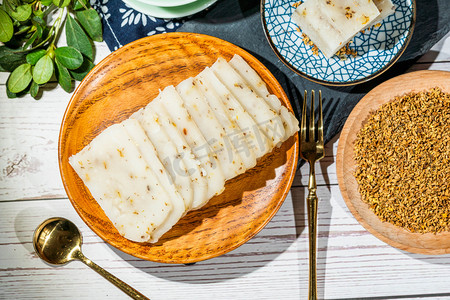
146, 97, 209, 210
198, 67, 272, 158
121, 118, 188, 242
228, 55, 299, 140
158, 86, 226, 199
69, 123, 173, 243
194, 71, 257, 170
177, 77, 246, 180
131, 99, 194, 211
211, 57, 286, 148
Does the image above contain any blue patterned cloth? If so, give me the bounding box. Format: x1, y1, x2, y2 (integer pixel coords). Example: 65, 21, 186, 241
91, 0, 183, 51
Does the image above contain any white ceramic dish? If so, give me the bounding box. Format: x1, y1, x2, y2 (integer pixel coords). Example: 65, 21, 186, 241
123, 0, 217, 18
135, 0, 198, 7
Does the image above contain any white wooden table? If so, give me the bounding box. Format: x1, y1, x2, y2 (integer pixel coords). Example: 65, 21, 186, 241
1, 32, 449, 300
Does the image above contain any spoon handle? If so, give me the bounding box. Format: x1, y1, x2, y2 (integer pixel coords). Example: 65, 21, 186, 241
77, 252, 149, 300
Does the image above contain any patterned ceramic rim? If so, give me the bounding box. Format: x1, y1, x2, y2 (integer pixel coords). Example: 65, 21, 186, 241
261, 0, 416, 86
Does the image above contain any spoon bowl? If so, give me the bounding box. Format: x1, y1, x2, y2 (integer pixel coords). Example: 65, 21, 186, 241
33, 217, 82, 265
33, 217, 149, 300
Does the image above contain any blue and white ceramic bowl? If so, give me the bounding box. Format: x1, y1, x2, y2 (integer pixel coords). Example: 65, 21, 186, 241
261, 0, 415, 86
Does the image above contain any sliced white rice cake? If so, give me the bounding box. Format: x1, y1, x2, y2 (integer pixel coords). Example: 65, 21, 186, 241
228, 55, 299, 141
145, 97, 209, 210
69, 123, 173, 243
211, 57, 286, 148
372, 0, 395, 24
158, 85, 226, 200
291, 3, 343, 58
177, 77, 246, 180
197, 67, 272, 158
131, 99, 194, 211
291, 0, 380, 58
194, 71, 257, 170
319, 0, 380, 33
121, 118, 187, 242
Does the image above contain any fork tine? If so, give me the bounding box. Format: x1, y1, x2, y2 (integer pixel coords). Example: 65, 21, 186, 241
309, 90, 315, 142
301, 90, 307, 142
318, 90, 323, 144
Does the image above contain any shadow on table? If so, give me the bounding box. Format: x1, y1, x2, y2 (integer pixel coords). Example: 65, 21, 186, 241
12, 204, 296, 283
290, 134, 338, 300
192, 0, 260, 24
402, 251, 450, 265
107, 203, 298, 283
290, 185, 334, 300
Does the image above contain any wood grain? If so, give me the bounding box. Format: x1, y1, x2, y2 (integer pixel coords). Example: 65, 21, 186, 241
336, 70, 450, 255
58, 32, 299, 264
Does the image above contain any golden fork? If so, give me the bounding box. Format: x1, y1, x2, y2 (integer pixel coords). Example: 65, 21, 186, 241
300, 90, 324, 300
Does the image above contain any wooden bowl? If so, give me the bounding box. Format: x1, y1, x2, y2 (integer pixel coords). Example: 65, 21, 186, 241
336, 70, 450, 255
58, 32, 299, 264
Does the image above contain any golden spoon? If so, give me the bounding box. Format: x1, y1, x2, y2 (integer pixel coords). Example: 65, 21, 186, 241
33, 217, 149, 300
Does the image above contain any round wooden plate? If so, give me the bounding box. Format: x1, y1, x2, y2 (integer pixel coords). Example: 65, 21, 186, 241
58, 32, 299, 264
336, 70, 450, 255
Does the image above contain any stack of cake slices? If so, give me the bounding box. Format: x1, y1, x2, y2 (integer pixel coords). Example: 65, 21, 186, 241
69, 54, 299, 243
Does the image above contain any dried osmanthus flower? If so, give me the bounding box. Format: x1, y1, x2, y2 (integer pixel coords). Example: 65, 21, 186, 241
354, 88, 450, 234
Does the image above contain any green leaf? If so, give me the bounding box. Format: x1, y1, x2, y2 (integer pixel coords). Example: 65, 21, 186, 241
54, 46, 83, 69
0, 46, 27, 72
33, 8, 43, 17
32, 15, 45, 26
65, 14, 93, 60
23, 30, 38, 50
32, 54, 54, 84
8, 63, 32, 93
7, 3, 32, 21
35, 23, 43, 38
73, 0, 89, 10
75, 8, 103, 42
5, 77, 17, 98
30, 80, 39, 98
69, 56, 94, 81
40, 0, 53, 6
6, 87, 17, 98
53, 0, 71, 8
35, 24, 51, 46
15, 25, 32, 35
0, 9, 14, 43
55, 59, 72, 92
26, 49, 46, 65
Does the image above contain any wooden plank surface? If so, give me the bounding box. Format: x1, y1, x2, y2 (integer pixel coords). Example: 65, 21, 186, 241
0, 37, 449, 200
0, 32, 449, 299
2, 185, 450, 299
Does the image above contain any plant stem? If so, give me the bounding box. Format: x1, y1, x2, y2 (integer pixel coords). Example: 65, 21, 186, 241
49, 7, 65, 48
